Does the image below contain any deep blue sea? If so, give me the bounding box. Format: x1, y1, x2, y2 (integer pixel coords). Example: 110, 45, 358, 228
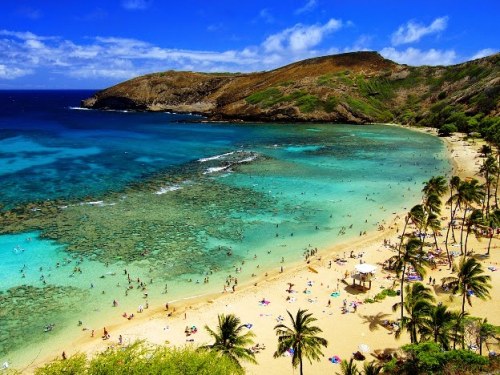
0, 90, 451, 368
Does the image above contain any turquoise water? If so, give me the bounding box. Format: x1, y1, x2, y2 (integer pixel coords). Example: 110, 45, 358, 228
0, 91, 451, 368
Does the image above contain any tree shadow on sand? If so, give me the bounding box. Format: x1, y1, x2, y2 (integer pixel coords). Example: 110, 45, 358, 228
360, 312, 391, 331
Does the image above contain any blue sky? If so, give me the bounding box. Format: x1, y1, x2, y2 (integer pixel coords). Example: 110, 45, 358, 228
0, 0, 498, 89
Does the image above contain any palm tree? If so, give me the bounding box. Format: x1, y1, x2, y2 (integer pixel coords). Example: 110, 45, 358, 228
392, 237, 430, 323
392, 282, 435, 343
442, 257, 491, 346
423, 176, 448, 199
202, 313, 256, 369
274, 309, 328, 375
426, 212, 442, 253
486, 209, 500, 255
337, 358, 359, 375
397, 204, 425, 258
479, 155, 498, 216
420, 304, 458, 350
455, 180, 485, 255
446, 175, 461, 244
463, 209, 483, 257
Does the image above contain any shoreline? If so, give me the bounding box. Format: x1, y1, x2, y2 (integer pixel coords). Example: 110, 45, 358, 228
19, 128, 499, 373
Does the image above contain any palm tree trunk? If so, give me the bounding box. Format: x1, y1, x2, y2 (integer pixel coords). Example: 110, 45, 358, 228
299, 355, 303, 375
460, 207, 468, 255
495, 153, 500, 209
400, 264, 406, 323
486, 180, 491, 217
444, 204, 460, 268
450, 203, 460, 243
487, 229, 493, 255
464, 226, 471, 258
398, 216, 409, 258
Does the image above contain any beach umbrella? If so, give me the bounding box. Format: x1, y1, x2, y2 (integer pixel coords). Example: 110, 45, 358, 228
358, 343, 370, 353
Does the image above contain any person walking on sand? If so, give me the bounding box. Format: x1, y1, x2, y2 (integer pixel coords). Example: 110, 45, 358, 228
62, 351, 66, 360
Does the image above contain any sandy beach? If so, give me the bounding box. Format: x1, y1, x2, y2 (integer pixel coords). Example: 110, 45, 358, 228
25, 129, 500, 374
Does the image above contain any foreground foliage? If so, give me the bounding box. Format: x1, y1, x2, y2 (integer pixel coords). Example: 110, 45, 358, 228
34, 342, 244, 375
384, 341, 496, 375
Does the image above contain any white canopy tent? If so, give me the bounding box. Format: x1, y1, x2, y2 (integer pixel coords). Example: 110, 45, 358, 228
355, 264, 377, 274
351, 263, 377, 290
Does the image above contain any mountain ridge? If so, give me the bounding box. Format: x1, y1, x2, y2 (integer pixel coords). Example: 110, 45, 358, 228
82, 51, 499, 127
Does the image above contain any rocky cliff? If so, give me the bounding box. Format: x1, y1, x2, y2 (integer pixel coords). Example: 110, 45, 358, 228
82, 51, 499, 125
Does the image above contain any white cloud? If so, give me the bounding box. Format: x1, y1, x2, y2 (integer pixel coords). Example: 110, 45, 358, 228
380, 47, 457, 66
262, 18, 342, 53
122, 0, 152, 10
0, 21, 467, 85
295, 0, 318, 15
391, 17, 448, 45
0, 64, 33, 79
471, 48, 497, 60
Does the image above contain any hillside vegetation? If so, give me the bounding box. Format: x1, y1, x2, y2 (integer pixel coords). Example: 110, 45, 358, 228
82, 51, 499, 138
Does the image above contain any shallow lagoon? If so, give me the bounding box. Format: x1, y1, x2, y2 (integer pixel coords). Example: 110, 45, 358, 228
0, 91, 450, 367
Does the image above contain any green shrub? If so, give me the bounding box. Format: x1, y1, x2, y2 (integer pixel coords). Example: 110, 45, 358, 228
438, 123, 457, 137
323, 96, 339, 113
245, 88, 283, 107
296, 94, 321, 113
381, 288, 398, 297
317, 74, 334, 86
35, 342, 243, 375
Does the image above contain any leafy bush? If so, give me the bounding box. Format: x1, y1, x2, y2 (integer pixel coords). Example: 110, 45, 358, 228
393, 342, 490, 374
323, 96, 339, 113
381, 288, 398, 297
296, 94, 321, 113
35, 342, 243, 375
438, 123, 457, 137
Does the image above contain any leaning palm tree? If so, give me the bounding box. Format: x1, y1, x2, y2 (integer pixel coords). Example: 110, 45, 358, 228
274, 309, 328, 375
336, 358, 359, 375
397, 205, 426, 258
393, 237, 430, 323
420, 303, 458, 350
202, 313, 256, 369
392, 282, 435, 343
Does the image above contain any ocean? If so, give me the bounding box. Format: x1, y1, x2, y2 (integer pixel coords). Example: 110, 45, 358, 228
0, 90, 450, 368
